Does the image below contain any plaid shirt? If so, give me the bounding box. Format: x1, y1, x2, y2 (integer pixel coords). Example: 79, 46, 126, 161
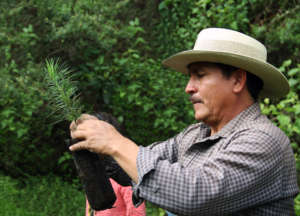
133, 103, 299, 215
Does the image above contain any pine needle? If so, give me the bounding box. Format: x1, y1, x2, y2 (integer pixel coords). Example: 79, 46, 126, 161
44, 58, 84, 123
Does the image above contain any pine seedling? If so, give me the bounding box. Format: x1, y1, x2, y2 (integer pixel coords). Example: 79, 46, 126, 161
44, 59, 117, 210
44, 58, 84, 123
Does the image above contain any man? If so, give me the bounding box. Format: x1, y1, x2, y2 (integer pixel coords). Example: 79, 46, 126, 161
69, 28, 299, 215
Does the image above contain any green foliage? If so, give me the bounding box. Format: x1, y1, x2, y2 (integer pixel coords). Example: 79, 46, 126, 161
260, 60, 300, 153
146, 202, 167, 216
295, 193, 300, 216
108, 50, 193, 144
248, 0, 300, 64
150, 0, 300, 66
154, 0, 250, 56
0, 57, 58, 177
0, 173, 166, 216
0, 173, 85, 216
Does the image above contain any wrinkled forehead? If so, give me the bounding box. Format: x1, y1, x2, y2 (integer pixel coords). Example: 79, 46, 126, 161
187, 61, 239, 77
187, 62, 223, 74
187, 61, 219, 69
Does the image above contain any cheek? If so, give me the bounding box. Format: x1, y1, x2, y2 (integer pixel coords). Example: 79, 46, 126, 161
202, 82, 229, 109
199, 82, 219, 103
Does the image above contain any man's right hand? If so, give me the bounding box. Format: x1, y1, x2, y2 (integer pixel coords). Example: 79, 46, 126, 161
69, 114, 140, 183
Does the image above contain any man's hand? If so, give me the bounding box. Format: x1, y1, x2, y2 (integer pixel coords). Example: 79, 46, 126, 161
69, 113, 139, 183
69, 114, 125, 156
70, 113, 97, 132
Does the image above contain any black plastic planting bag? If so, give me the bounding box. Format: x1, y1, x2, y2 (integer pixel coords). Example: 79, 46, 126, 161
94, 113, 131, 187
68, 112, 131, 211
69, 139, 116, 210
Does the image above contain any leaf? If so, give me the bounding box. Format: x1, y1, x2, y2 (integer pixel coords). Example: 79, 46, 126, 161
279, 59, 292, 72
1, 109, 15, 118
288, 68, 300, 76
120, 91, 126, 98
288, 78, 298, 87
17, 128, 28, 138
143, 103, 154, 112
283, 59, 292, 67
294, 104, 300, 115
58, 152, 72, 165
158, 2, 166, 11
277, 115, 291, 126
294, 119, 300, 134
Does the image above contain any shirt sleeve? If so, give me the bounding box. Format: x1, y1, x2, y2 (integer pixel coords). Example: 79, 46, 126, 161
85, 198, 90, 216
132, 132, 182, 206
132, 128, 292, 215
118, 185, 146, 216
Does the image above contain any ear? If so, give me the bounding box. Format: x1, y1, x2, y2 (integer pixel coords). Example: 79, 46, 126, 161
232, 69, 247, 93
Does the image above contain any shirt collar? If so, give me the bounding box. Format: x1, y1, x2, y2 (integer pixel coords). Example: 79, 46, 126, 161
216, 102, 261, 138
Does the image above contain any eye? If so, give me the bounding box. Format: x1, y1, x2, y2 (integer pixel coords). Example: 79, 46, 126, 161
196, 72, 204, 78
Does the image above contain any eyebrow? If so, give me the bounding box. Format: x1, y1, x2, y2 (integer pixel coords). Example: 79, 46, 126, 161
188, 67, 206, 76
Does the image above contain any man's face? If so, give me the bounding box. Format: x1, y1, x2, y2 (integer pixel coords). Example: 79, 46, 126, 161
185, 62, 234, 125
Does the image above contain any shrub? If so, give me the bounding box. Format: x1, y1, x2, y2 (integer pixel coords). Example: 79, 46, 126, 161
0, 173, 85, 216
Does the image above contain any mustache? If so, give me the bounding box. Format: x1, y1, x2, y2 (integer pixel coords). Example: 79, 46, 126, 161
189, 96, 203, 104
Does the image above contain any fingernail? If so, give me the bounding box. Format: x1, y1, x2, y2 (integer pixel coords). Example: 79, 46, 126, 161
69, 146, 73, 151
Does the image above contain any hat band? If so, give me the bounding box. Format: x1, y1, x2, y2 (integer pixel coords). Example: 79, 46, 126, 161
193, 39, 267, 62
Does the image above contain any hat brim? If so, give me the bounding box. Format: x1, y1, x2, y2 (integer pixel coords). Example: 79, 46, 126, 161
162, 50, 289, 98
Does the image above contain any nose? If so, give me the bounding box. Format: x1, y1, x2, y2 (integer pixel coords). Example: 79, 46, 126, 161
185, 77, 197, 94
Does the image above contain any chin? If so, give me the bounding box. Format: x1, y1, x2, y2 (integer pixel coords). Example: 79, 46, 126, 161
194, 114, 205, 122
194, 109, 210, 122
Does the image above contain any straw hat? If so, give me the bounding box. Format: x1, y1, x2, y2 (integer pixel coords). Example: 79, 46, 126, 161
162, 28, 289, 98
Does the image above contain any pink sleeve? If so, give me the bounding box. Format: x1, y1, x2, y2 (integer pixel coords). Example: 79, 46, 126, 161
85, 179, 146, 216
85, 198, 91, 216
119, 183, 146, 216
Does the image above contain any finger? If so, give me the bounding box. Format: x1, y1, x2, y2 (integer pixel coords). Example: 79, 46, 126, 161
76, 114, 97, 125
70, 130, 76, 139
76, 118, 102, 131
71, 130, 87, 140
70, 121, 77, 132
69, 140, 88, 151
